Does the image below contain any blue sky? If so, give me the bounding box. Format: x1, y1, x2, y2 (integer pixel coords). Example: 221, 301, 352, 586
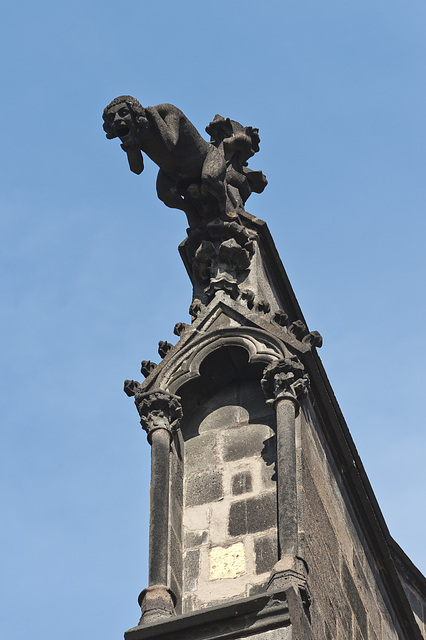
1, 1, 426, 638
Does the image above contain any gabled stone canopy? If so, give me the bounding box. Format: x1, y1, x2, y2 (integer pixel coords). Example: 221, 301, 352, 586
103, 99, 426, 639
123, 212, 425, 640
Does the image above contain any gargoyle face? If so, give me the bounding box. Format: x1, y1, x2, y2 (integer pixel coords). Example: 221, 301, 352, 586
103, 102, 136, 144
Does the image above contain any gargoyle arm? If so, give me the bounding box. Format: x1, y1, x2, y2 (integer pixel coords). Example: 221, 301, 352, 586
145, 106, 180, 151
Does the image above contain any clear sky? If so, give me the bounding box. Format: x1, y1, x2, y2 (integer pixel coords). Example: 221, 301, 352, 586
1, 1, 425, 638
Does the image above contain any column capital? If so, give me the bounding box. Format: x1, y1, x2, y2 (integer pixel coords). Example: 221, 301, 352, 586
133, 389, 183, 443
261, 356, 310, 406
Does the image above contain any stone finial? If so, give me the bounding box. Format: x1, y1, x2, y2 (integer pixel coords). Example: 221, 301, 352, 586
261, 356, 310, 405
133, 391, 183, 442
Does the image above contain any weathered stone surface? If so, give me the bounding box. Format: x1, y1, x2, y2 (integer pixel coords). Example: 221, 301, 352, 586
223, 424, 275, 462
254, 534, 278, 575
232, 470, 253, 495
209, 543, 246, 580
184, 432, 217, 471
168, 525, 183, 593
183, 549, 200, 592
228, 493, 276, 536
185, 471, 223, 507
184, 529, 208, 548
342, 557, 368, 640
302, 461, 339, 567
248, 581, 269, 596
169, 489, 183, 542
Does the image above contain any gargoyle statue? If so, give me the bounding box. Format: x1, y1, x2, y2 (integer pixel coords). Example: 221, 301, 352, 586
103, 96, 267, 228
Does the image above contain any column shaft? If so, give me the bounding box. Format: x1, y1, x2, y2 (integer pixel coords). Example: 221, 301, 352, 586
148, 428, 171, 586
275, 397, 298, 558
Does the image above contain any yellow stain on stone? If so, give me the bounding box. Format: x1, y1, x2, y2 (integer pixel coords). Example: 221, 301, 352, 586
209, 543, 246, 580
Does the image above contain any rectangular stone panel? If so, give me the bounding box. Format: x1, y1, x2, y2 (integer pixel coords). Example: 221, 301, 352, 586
232, 470, 253, 495
228, 492, 276, 536
183, 549, 200, 592
185, 470, 223, 507
209, 542, 246, 580
184, 432, 217, 471
254, 534, 278, 574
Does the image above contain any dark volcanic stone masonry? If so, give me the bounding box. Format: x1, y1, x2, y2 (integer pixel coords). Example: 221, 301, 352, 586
228, 493, 276, 537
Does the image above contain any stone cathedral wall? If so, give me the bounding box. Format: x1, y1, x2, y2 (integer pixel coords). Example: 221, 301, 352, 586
299, 399, 410, 639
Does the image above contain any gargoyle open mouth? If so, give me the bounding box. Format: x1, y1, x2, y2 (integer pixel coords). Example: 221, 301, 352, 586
117, 125, 130, 138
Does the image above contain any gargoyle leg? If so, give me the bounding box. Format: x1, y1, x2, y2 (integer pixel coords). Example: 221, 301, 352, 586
156, 170, 202, 228
201, 149, 227, 215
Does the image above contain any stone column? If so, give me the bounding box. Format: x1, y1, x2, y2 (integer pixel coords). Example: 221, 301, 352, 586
261, 356, 310, 597
133, 390, 183, 624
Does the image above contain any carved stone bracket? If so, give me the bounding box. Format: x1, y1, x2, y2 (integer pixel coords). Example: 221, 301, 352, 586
186, 218, 257, 305
261, 356, 310, 407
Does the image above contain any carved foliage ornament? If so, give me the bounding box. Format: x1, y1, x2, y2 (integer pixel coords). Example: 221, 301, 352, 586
124, 382, 182, 442
261, 356, 310, 405
187, 218, 256, 302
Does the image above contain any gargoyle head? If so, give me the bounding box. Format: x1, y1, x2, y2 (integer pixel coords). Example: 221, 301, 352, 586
103, 95, 147, 174
102, 95, 145, 141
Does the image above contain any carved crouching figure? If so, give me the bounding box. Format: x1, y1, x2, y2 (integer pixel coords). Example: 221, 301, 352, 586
103, 96, 227, 228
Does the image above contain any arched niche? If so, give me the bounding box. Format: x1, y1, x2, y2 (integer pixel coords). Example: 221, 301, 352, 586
171, 344, 280, 613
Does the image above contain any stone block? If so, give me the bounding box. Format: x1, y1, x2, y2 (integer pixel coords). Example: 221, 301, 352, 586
184, 432, 217, 471
183, 549, 200, 592
184, 528, 208, 548
185, 470, 223, 507
228, 492, 277, 536
223, 424, 275, 462
232, 470, 253, 495
254, 534, 278, 574
209, 542, 246, 580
